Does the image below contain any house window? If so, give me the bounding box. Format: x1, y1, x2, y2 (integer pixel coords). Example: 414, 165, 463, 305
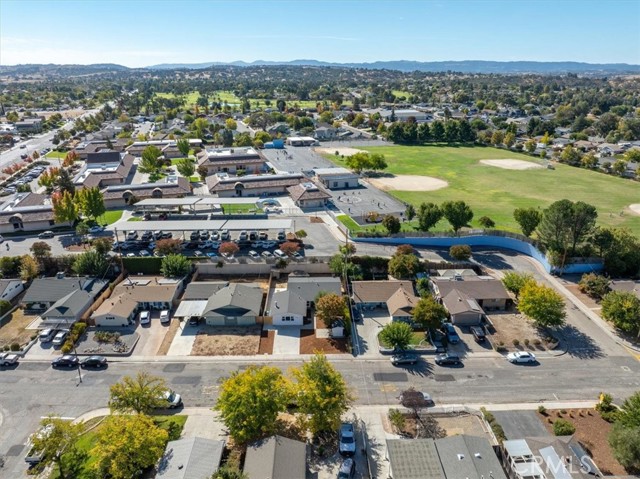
13, 222, 23, 230
333, 182, 338, 187
49, 220, 55, 226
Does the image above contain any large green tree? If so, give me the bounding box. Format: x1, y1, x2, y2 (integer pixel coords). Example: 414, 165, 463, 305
91, 415, 168, 479
161, 254, 191, 278
55, 168, 76, 195
30, 416, 86, 479
518, 281, 566, 327
417, 202, 443, 232
176, 157, 195, 177
382, 214, 401, 234
290, 354, 354, 436
215, 366, 290, 444
315, 293, 346, 327
138, 145, 163, 174
501, 272, 534, 298
513, 207, 542, 237
76, 187, 106, 221
176, 138, 190, 157
388, 252, 420, 279
108, 371, 169, 414
412, 296, 447, 331
379, 321, 413, 351
441, 200, 473, 233
601, 291, 640, 337
609, 422, 640, 471
52, 190, 78, 224
72, 250, 109, 276
537, 199, 597, 256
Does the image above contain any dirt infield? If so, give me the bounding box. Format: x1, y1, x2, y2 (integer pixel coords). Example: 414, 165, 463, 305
480, 159, 544, 170
367, 174, 448, 192
629, 204, 640, 216
314, 147, 364, 156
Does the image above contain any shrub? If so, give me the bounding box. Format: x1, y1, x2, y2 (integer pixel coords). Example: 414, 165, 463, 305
449, 244, 472, 261
0, 299, 11, 316
538, 405, 547, 415
553, 419, 576, 436
61, 342, 73, 354
524, 338, 530, 346
512, 339, 520, 346
533, 338, 542, 346
10, 342, 20, 351
388, 409, 406, 433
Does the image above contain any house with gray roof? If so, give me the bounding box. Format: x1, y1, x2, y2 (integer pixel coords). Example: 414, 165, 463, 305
436, 435, 507, 479
22, 276, 108, 327
386, 438, 445, 479
173, 281, 229, 320
0, 279, 24, 303
202, 283, 263, 326
102, 176, 191, 208
269, 289, 307, 326
243, 435, 306, 479
287, 276, 342, 307
156, 437, 225, 479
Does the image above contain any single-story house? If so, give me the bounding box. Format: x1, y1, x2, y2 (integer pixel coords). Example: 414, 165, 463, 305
313, 167, 360, 189
202, 283, 263, 326
0, 192, 70, 234
287, 182, 331, 209
243, 435, 306, 479
75, 139, 128, 159
387, 435, 506, 479
197, 147, 267, 175
431, 274, 511, 326
102, 176, 191, 208
502, 436, 598, 479
92, 277, 183, 327
22, 276, 108, 327
352, 280, 419, 320
287, 276, 342, 307
125, 139, 201, 158
206, 172, 304, 198
0, 279, 24, 303
270, 290, 307, 326
173, 281, 229, 320
156, 437, 225, 479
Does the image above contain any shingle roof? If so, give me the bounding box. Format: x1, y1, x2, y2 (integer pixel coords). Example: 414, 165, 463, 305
203, 283, 263, 317
42, 290, 94, 319
101, 177, 190, 200
92, 277, 181, 318
182, 281, 229, 300
207, 174, 304, 193
431, 277, 510, 301
442, 289, 482, 315
243, 435, 306, 479
272, 290, 307, 316
156, 437, 225, 479
435, 435, 507, 479
386, 439, 445, 479
287, 183, 331, 202
386, 287, 419, 317
287, 276, 342, 302
352, 281, 415, 304
23, 277, 108, 304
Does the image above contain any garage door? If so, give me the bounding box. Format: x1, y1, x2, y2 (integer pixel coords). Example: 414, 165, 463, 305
224, 317, 238, 326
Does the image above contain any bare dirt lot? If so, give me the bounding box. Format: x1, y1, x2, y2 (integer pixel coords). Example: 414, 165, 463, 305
191, 326, 262, 356
487, 312, 556, 351
314, 147, 364, 157
156, 319, 180, 355
299, 329, 348, 354
538, 409, 626, 476
480, 159, 544, 170
367, 174, 448, 192
0, 309, 38, 349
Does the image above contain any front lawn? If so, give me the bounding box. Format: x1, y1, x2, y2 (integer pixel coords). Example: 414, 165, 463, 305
45, 150, 66, 159
50, 415, 187, 479
97, 210, 123, 225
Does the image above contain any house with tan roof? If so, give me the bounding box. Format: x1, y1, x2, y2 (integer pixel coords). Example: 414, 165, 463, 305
92, 276, 183, 327
352, 280, 419, 321
286, 182, 331, 209
197, 147, 268, 175
74, 150, 135, 189
101, 176, 191, 208
0, 192, 66, 234
206, 172, 304, 198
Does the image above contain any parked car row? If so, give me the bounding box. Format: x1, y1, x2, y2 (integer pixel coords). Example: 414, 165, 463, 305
2, 165, 48, 195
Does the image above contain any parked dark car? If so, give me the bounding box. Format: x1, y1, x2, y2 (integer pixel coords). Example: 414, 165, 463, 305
435, 353, 462, 366
337, 458, 356, 479
442, 323, 460, 344
470, 326, 486, 342
51, 355, 79, 368
80, 355, 108, 368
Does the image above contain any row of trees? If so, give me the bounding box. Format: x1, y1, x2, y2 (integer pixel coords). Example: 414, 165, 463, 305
386, 118, 476, 145
405, 200, 475, 233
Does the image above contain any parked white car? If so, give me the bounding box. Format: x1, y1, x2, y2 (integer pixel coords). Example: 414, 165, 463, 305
507, 351, 537, 364
274, 249, 287, 259
160, 310, 170, 324
52, 330, 68, 346
0, 352, 19, 366
139, 311, 151, 325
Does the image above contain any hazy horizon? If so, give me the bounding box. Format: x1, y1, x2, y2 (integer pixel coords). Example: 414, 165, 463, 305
1, 0, 639, 67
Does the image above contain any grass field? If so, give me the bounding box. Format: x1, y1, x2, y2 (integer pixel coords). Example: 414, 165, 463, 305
97, 210, 123, 225
50, 415, 187, 479
221, 203, 261, 214
155, 91, 201, 106
45, 151, 66, 159
329, 145, 640, 235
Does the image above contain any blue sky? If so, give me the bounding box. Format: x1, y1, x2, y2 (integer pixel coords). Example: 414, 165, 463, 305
1, 0, 639, 66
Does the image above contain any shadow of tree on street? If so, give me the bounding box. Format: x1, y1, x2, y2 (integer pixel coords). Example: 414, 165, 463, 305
558, 323, 605, 359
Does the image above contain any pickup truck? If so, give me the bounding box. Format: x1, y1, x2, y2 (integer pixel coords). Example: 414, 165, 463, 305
0, 352, 19, 366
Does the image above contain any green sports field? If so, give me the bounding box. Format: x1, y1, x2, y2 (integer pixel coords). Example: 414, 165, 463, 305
329, 145, 640, 235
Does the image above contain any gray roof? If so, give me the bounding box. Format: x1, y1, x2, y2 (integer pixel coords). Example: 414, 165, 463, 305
156, 437, 224, 479
243, 435, 306, 479
182, 281, 228, 300
435, 435, 507, 479
431, 277, 510, 301
386, 439, 445, 479
272, 290, 307, 316
22, 277, 108, 304
42, 290, 94, 319
287, 276, 341, 303
442, 289, 482, 315
203, 283, 263, 317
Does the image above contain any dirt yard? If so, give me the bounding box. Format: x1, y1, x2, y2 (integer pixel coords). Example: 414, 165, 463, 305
299, 329, 348, 354
487, 312, 557, 351
191, 326, 262, 356
538, 409, 626, 476
367, 174, 448, 192
480, 159, 544, 170
258, 330, 274, 354
0, 309, 38, 349
156, 319, 180, 355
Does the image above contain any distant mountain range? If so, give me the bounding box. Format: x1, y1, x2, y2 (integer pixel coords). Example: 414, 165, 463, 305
1, 60, 639, 76
146, 59, 640, 74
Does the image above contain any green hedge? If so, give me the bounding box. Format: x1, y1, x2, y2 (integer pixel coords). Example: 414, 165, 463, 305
122, 257, 163, 274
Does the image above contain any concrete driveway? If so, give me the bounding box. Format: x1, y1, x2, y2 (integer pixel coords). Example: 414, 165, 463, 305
167, 321, 198, 356
355, 309, 390, 357
271, 326, 301, 355
135, 312, 171, 356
